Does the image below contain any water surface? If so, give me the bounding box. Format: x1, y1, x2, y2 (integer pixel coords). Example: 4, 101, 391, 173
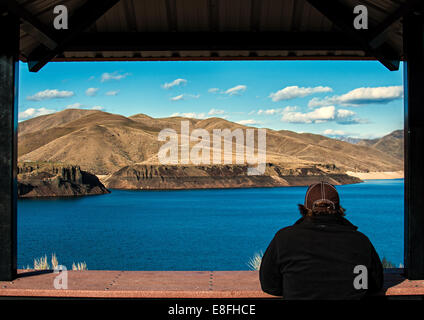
18, 179, 404, 270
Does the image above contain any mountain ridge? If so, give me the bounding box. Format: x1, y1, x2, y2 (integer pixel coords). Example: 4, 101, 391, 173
356, 129, 403, 160
18, 109, 403, 177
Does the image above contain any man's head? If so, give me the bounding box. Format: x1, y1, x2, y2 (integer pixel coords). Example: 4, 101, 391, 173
298, 181, 345, 217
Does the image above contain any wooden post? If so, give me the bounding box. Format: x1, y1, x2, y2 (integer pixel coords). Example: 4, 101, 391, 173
0, 11, 19, 281
403, 11, 424, 280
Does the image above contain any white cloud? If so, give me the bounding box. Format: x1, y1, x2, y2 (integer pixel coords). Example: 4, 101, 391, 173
171, 112, 206, 119
170, 94, 184, 101
308, 85, 403, 107
336, 109, 356, 119
237, 119, 260, 126
170, 93, 200, 101
257, 108, 283, 115
224, 85, 247, 96
281, 106, 336, 123
19, 107, 55, 121
162, 78, 187, 89
65, 103, 84, 109
208, 88, 220, 93
308, 97, 336, 108
208, 108, 226, 115
339, 86, 403, 105
65, 103, 104, 111
101, 71, 131, 82
281, 106, 365, 124
269, 86, 332, 102
105, 90, 119, 96
27, 89, 74, 101
85, 87, 99, 96
323, 129, 347, 136
283, 106, 297, 112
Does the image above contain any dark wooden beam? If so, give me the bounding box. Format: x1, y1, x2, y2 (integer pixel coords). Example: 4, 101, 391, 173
122, 0, 137, 32
62, 32, 366, 52
305, 0, 400, 71
27, 0, 121, 72
250, 0, 261, 32
165, 0, 178, 32
6, 0, 58, 49
0, 11, 19, 281
369, 0, 422, 49
208, 0, 219, 32
403, 10, 424, 280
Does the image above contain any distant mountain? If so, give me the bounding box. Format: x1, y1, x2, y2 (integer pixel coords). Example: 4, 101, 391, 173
334, 136, 363, 144
18, 109, 403, 176
356, 130, 404, 160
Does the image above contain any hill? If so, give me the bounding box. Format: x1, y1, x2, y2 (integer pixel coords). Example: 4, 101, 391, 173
356, 130, 404, 160
18, 109, 403, 180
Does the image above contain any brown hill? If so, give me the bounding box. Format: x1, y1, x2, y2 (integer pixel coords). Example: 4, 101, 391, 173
18, 109, 99, 135
18, 109, 403, 175
357, 130, 404, 160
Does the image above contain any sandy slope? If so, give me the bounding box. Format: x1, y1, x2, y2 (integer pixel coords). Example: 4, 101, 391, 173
346, 171, 404, 180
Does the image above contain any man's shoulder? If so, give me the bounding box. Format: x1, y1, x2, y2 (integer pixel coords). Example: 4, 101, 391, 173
350, 229, 374, 244
273, 217, 307, 238
274, 225, 296, 239
273, 219, 373, 243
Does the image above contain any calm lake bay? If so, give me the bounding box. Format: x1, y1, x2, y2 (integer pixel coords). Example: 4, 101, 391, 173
18, 179, 404, 270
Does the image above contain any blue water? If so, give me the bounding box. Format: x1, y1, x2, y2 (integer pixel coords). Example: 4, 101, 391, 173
17, 179, 404, 270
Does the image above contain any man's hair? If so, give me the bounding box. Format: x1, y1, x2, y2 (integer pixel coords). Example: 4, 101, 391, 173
298, 200, 346, 217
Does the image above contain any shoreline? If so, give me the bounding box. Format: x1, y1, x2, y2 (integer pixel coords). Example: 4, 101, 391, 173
346, 171, 404, 180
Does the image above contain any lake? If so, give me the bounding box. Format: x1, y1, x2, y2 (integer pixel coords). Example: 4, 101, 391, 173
17, 179, 404, 270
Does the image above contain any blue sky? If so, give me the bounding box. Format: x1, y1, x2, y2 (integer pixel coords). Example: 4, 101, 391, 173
18, 60, 403, 139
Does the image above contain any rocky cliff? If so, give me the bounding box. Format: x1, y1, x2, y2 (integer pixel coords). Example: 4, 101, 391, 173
103, 163, 362, 190
18, 162, 110, 198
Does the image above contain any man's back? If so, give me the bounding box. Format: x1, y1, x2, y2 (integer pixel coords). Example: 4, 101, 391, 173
259, 215, 384, 300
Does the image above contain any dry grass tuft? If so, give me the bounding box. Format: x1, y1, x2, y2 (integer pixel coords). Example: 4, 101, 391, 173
33, 255, 50, 270
24, 253, 87, 271
51, 253, 59, 269
247, 251, 263, 271
72, 262, 88, 271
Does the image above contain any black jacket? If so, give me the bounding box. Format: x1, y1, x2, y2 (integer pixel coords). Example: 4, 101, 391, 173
259, 215, 384, 300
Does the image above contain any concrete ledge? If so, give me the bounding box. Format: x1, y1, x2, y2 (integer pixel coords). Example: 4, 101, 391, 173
0, 269, 422, 298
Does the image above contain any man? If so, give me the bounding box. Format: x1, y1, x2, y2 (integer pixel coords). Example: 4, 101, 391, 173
259, 181, 383, 300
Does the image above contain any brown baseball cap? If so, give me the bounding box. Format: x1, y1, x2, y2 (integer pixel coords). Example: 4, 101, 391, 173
304, 181, 340, 210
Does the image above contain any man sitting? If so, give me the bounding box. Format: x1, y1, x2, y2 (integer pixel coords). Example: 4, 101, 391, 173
259, 181, 383, 300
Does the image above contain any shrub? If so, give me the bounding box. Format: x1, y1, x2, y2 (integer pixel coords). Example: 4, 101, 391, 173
247, 252, 263, 271
33, 255, 50, 270
72, 262, 88, 271
24, 253, 87, 271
